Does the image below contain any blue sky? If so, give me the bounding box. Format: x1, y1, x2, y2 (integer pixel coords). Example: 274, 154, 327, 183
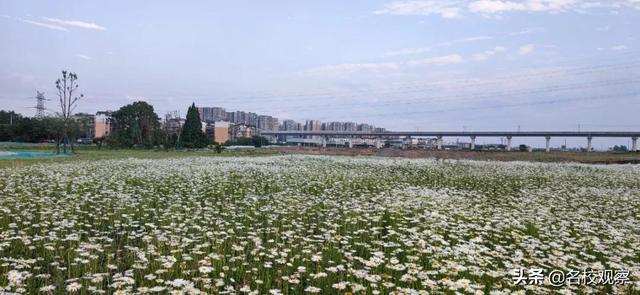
1, 0, 640, 148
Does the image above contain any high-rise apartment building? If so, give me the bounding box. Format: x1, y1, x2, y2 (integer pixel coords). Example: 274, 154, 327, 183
257, 115, 271, 130
247, 112, 259, 127
344, 122, 357, 132
358, 124, 374, 132
197, 107, 227, 122
324, 121, 346, 131
305, 120, 322, 131
267, 116, 279, 131
281, 119, 300, 131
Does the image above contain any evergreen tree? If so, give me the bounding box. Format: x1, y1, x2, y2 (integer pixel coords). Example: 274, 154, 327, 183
179, 103, 210, 148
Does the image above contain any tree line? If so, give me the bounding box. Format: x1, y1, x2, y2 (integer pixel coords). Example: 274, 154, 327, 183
105, 101, 211, 149
0, 71, 209, 151
1, 100, 269, 150
3, 71, 270, 152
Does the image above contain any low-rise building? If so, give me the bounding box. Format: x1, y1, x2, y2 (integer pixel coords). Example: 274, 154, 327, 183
211, 121, 230, 144
94, 111, 113, 138
230, 123, 256, 141
72, 113, 95, 139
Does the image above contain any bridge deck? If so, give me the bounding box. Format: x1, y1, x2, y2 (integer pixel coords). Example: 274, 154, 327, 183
261, 131, 640, 138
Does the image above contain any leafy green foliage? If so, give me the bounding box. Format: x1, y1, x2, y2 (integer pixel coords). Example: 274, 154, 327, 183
107, 101, 165, 148
179, 103, 209, 149
0, 111, 72, 144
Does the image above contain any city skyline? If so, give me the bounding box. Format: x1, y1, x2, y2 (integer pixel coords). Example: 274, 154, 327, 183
2, 0, 640, 148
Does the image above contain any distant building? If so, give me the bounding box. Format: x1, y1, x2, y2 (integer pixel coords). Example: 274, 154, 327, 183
197, 107, 226, 122
233, 111, 246, 125
324, 121, 345, 131
358, 123, 374, 133
305, 120, 322, 139
225, 111, 235, 123
247, 112, 259, 126
281, 119, 301, 131
305, 120, 321, 132
94, 111, 113, 138
164, 112, 185, 135
258, 115, 279, 131
344, 122, 357, 132
211, 121, 230, 144
279, 119, 301, 142
230, 123, 256, 141
72, 113, 95, 139
193, 105, 385, 145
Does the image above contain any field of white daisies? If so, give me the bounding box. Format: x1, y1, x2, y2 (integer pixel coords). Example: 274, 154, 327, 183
1, 155, 639, 294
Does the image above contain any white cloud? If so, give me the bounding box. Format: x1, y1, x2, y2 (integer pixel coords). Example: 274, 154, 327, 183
307, 54, 464, 76
384, 47, 431, 56
472, 46, 507, 61
509, 28, 536, 35
8, 15, 105, 31
461, 35, 494, 42
305, 62, 400, 75
374, 0, 462, 18
468, 0, 527, 14
610, 45, 628, 51
376, 0, 640, 19
42, 17, 106, 31
518, 44, 535, 55
437, 35, 494, 47
469, 0, 640, 15
76, 54, 92, 60
407, 54, 464, 66
20, 19, 68, 31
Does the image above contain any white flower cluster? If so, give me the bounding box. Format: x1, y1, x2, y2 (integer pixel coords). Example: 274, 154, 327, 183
0, 155, 639, 294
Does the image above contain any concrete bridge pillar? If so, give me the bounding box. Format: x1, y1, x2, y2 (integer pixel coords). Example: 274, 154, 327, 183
587, 137, 592, 152
348, 140, 353, 149
632, 137, 638, 152
321, 136, 327, 148
506, 136, 512, 151
437, 136, 443, 150
470, 136, 476, 151
545, 136, 551, 152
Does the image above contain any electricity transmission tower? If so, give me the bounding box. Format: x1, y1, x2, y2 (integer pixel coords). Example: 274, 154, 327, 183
29, 91, 49, 119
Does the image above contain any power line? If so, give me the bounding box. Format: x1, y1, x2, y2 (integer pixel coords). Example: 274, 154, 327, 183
25, 91, 52, 119
244, 77, 640, 114
347, 91, 640, 119
193, 60, 640, 106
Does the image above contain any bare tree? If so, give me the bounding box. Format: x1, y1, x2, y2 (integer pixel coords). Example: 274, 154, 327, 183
55, 70, 84, 154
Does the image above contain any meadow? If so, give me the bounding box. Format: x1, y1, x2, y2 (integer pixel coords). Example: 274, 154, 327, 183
0, 155, 638, 294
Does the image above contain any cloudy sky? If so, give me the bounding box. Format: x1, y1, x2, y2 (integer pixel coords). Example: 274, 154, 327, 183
1, 0, 639, 148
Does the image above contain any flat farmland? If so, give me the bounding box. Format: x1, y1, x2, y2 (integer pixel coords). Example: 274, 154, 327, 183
0, 155, 639, 294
